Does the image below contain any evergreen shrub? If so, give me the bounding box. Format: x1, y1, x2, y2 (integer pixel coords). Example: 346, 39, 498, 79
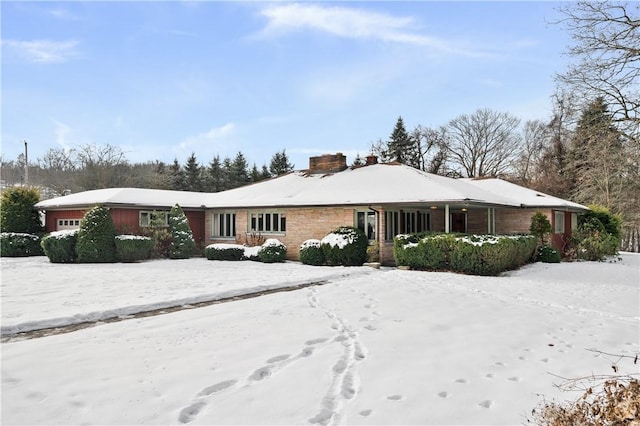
536, 244, 561, 263
258, 239, 287, 263
394, 233, 536, 276
75, 205, 117, 263
0, 187, 43, 234
41, 230, 78, 263
571, 206, 621, 261
205, 244, 245, 261
115, 235, 153, 262
0, 232, 43, 257
321, 226, 368, 266
299, 239, 325, 266
530, 211, 552, 245
168, 204, 195, 259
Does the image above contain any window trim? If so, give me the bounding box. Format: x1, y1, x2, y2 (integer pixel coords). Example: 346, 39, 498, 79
554, 211, 565, 234
211, 211, 236, 239
248, 210, 286, 235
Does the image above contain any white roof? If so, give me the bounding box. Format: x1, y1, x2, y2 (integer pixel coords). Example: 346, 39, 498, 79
36, 188, 207, 209
35, 164, 588, 211
463, 178, 588, 211
203, 164, 518, 208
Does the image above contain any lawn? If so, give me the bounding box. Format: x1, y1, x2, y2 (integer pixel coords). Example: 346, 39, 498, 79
1, 254, 639, 425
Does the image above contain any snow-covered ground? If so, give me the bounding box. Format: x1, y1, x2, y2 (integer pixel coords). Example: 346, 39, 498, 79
2, 255, 639, 425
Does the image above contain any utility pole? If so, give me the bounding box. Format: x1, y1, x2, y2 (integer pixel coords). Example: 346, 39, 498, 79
24, 140, 28, 185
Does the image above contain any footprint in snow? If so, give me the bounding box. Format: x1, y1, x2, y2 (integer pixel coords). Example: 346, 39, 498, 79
437, 391, 451, 398
305, 338, 328, 345
455, 378, 468, 384
478, 400, 494, 408
387, 394, 403, 401
249, 366, 272, 381
266, 354, 291, 364
178, 401, 206, 424
197, 380, 237, 397
359, 409, 373, 417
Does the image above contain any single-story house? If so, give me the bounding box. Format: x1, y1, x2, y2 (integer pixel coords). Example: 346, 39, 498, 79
36, 153, 588, 264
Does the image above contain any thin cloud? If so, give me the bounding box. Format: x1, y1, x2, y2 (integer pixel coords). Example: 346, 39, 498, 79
51, 119, 74, 151
47, 7, 82, 21
257, 3, 481, 56
3, 39, 80, 64
177, 123, 236, 151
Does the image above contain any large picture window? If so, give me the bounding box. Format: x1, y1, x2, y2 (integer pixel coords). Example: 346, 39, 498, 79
250, 212, 286, 233
385, 210, 430, 240
356, 210, 377, 240
211, 212, 236, 238
140, 211, 169, 227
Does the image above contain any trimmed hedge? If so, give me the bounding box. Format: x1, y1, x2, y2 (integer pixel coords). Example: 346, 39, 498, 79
394, 233, 536, 276
258, 239, 287, 263
76, 205, 117, 263
0, 232, 44, 257
299, 239, 325, 266
115, 235, 153, 262
321, 226, 368, 266
205, 244, 245, 261
41, 230, 78, 263
0, 187, 43, 234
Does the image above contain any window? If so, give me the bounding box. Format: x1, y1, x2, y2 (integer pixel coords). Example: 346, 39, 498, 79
384, 210, 430, 240
571, 212, 578, 231
356, 210, 377, 240
211, 212, 236, 238
57, 219, 81, 230
249, 212, 286, 233
554, 211, 565, 234
140, 211, 169, 227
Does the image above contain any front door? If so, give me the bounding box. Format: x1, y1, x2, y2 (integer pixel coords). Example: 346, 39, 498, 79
450, 213, 466, 233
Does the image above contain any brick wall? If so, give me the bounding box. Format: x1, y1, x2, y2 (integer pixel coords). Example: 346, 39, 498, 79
308, 153, 348, 174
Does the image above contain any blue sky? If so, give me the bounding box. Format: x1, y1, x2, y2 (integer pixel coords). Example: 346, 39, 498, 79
2, 1, 570, 170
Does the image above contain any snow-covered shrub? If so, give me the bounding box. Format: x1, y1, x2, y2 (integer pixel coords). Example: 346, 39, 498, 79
76, 205, 117, 263
115, 235, 153, 263
168, 204, 195, 259
449, 235, 536, 276
41, 230, 78, 263
299, 239, 325, 266
321, 227, 368, 266
393, 233, 455, 270
0, 232, 43, 257
394, 233, 536, 275
205, 244, 245, 261
258, 238, 287, 263
536, 244, 561, 263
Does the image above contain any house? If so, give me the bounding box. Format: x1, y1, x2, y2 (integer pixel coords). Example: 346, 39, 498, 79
36, 153, 588, 264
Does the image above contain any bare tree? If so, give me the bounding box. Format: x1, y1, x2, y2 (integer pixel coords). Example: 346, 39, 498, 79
555, 1, 639, 142
75, 144, 130, 190
512, 120, 550, 186
411, 125, 449, 175
445, 109, 522, 178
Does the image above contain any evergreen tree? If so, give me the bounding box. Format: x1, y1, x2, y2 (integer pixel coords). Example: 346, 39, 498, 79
184, 153, 204, 192
207, 155, 225, 192
351, 154, 365, 167
249, 163, 261, 182
388, 116, 417, 166
229, 152, 249, 189
260, 165, 271, 180
168, 204, 195, 259
75, 205, 117, 263
269, 149, 294, 176
568, 98, 627, 210
0, 187, 43, 234
169, 158, 187, 191
222, 157, 233, 190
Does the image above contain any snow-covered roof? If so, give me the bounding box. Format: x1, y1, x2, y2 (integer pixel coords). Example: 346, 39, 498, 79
35, 164, 588, 211
463, 178, 589, 211
36, 188, 207, 210
203, 164, 518, 208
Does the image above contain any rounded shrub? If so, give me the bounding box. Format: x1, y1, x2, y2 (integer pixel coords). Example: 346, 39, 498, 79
115, 235, 153, 262
258, 239, 287, 263
168, 204, 195, 259
0, 232, 43, 257
299, 239, 325, 266
76, 205, 117, 263
537, 244, 561, 263
320, 226, 368, 266
41, 230, 78, 263
205, 244, 245, 261
530, 210, 552, 245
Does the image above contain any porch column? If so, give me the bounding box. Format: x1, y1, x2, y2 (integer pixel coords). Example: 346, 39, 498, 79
487, 208, 495, 234
445, 204, 450, 233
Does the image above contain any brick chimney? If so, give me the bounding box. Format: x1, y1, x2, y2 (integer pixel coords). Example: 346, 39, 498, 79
365, 155, 378, 165
308, 153, 348, 174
